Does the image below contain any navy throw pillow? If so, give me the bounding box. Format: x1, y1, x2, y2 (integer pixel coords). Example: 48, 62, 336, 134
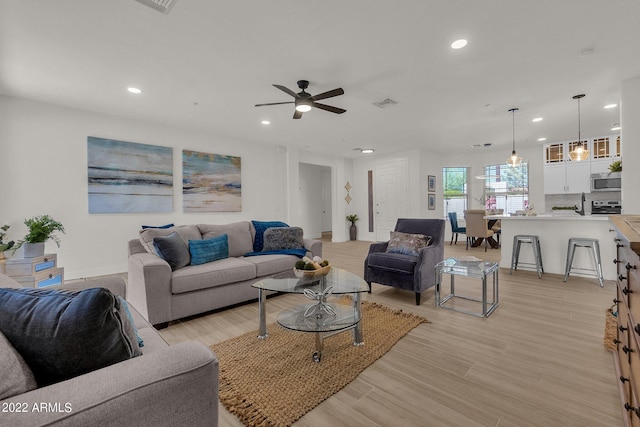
141, 223, 174, 229
153, 231, 191, 270
251, 220, 289, 252
0, 287, 141, 387
189, 234, 229, 265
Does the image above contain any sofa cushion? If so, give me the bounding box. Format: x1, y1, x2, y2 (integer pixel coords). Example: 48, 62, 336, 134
198, 221, 253, 257
251, 220, 289, 252
139, 225, 201, 254
171, 257, 256, 293
153, 231, 191, 270
0, 287, 141, 386
242, 253, 300, 277
386, 231, 432, 257
366, 252, 418, 275
262, 227, 304, 251
189, 234, 229, 266
0, 330, 37, 400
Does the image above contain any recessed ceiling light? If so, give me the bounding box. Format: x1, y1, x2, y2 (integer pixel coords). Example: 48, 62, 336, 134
611, 124, 621, 131
127, 87, 142, 94
538, 137, 547, 141
470, 144, 482, 148
361, 148, 374, 154
451, 39, 467, 49
261, 120, 270, 125
604, 103, 618, 109
532, 117, 543, 122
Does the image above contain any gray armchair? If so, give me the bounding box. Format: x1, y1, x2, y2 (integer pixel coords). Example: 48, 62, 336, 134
364, 218, 445, 305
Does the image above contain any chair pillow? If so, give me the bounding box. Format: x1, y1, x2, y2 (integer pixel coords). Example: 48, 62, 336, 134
251, 220, 289, 252
0, 287, 141, 387
262, 227, 304, 251
153, 231, 191, 270
0, 330, 37, 400
189, 234, 229, 265
386, 231, 432, 257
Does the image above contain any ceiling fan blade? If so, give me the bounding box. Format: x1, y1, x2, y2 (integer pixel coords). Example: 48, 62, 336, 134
273, 84, 299, 98
311, 102, 346, 114
309, 88, 344, 102
293, 109, 303, 119
255, 101, 295, 107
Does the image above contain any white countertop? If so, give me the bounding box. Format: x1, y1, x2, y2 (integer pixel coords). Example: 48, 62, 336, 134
485, 214, 612, 221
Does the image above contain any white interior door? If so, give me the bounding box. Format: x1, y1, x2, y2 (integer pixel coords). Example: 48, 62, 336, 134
374, 159, 408, 241
321, 169, 332, 233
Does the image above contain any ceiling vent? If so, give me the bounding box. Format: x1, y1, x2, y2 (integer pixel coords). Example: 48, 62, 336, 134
372, 98, 398, 109
134, 0, 177, 14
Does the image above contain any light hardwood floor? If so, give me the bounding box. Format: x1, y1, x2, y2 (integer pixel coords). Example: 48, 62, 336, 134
157, 237, 623, 427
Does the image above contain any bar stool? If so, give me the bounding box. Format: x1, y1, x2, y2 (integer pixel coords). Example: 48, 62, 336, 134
510, 235, 544, 279
563, 237, 604, 287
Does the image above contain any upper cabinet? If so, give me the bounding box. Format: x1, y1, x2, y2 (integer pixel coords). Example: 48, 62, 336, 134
543, 135, 621, 194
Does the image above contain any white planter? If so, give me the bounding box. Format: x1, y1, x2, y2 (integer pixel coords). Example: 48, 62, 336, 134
23, 242, 45, 258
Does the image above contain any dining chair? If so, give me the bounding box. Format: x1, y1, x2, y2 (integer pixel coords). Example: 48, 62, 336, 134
464, 209, 495, 252
447, 212, 467, 245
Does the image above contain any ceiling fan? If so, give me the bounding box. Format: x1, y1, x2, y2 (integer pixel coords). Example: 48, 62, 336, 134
255, 80, 346, 119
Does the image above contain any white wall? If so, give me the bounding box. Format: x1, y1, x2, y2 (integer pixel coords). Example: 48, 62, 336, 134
0, 96, 290, 279
621, 76, 640, 214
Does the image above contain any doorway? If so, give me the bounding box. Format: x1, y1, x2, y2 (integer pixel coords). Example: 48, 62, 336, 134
299, 163, 332, 239
374, 159, 408, 241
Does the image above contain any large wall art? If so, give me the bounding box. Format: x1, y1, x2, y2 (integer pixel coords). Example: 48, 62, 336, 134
182, 150, 242, 212
87, 137, 173, 213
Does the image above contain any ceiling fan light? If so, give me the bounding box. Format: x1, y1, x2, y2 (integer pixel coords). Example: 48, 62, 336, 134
295, 104, 312, 113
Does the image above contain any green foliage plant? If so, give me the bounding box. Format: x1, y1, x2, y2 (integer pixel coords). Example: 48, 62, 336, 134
15, 215, 65, 249
0, 224, 15, 252
609, 160, 622, 173
346, 214, 359, 226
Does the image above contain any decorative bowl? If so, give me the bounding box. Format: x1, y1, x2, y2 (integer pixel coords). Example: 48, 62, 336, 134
293, 264, 331, 278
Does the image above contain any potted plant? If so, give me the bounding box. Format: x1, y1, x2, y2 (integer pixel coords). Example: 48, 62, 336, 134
609, 160, 622, 174
14, 215, 65, 258
346, 214, 359, 241
0, 224, 15, 259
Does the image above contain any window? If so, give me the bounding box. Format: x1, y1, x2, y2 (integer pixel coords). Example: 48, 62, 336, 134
442, 167, 468, 219
482, 163, 528, 214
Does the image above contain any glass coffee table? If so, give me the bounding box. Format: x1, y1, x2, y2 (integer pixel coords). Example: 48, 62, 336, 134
252, 267, 369, 362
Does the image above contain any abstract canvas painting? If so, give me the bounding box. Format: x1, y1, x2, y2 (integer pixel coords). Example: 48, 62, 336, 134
182, 150, 242, 212
87, 137, 173, 213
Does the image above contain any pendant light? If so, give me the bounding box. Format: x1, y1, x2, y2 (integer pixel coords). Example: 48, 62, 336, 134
506, 107, 522, 167
568, 94, 589, 161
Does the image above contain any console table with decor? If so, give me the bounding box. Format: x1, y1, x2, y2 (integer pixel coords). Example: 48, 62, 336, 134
0, 253, 64, 288
610, 215, 640, 426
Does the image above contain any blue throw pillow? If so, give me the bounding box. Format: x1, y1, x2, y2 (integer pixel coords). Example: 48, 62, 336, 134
153, 231, 191, 270
0, 287, 141, 387
251, 220, 289, 252
189, 234, 229, 265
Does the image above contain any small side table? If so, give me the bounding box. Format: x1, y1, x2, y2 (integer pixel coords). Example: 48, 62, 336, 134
435, 257, 499, 317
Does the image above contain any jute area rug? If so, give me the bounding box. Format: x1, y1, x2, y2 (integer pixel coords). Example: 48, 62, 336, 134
210, 299, 429, 427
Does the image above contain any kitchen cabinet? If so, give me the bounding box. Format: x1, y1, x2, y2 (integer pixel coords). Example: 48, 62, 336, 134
543, 161, 591, 194
543, 135, 621, 194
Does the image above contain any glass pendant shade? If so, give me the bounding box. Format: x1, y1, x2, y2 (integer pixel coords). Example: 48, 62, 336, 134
569, 94, 589, 161
506, 108, 522, 167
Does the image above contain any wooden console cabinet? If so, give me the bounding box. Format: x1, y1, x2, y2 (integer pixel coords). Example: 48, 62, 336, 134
610, 215, 640, 427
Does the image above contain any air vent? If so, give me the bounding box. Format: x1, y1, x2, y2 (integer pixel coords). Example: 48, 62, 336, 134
134, 0, 177, 14
372, 98, 398, 108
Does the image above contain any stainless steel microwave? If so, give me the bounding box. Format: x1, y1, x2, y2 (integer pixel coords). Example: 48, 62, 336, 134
591, 172, 621, 192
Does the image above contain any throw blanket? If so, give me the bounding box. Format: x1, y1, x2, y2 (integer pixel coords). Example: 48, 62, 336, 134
243, 248, 307, 258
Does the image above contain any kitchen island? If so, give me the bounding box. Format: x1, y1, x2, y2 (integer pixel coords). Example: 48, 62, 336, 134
486, 214, 617, 281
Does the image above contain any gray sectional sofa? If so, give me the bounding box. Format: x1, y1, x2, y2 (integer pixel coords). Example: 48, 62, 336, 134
0, 272, 219, 427
127, 221, 322, 327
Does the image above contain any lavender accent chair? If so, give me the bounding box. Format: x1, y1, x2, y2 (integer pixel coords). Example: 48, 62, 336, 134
364, 218, 445, 305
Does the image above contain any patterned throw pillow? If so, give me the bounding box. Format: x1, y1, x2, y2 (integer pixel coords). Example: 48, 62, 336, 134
189, 234, 229, 265
251, 220, 289, 252
262, 227, 304, 251
386, 231, 432, 257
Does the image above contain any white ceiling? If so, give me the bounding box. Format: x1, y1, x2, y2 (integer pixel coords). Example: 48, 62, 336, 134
1, 0, 639, 158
